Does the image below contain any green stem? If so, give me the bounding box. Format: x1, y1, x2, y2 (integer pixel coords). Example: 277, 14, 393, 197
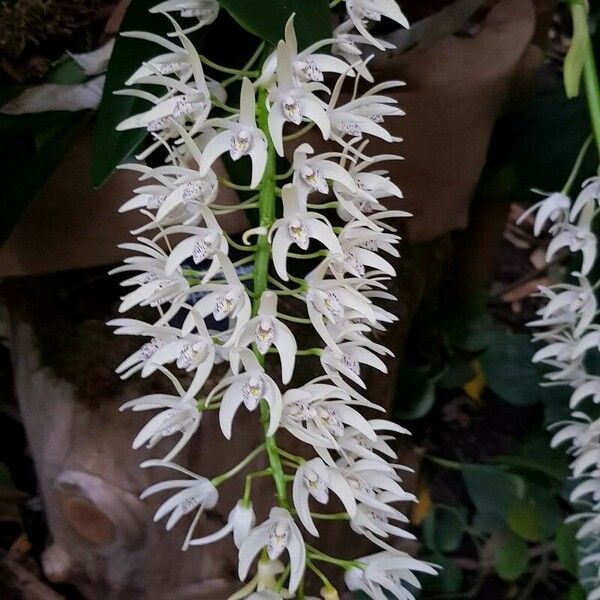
254, 84, 288, 508
569, 0, 600, 157
211, 443, 265, 486
583, 44, 600, 158
200, 54, 258, 76
562, 135, 593, 194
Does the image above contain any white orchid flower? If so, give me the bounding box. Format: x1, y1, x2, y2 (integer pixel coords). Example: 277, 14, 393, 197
121, 31, 194, 85
546, 224, 598, 276
267, 41, 331, 156
571, 176, 600, 223
239, 507, 306, 593
182, 253, 251, 339
120, 392, 201, 462
281, 384, 376, 451
292, 143, 356, 204
269, 184, 342, 281
345, 551, 438, 600
230, 292, 297, 384
320, 341, 388, 390
292, 458, 357, 536
199, 78, 268, 188
189, 500, 255, 549
336, 419, 410, 464
120, 183, 173, 213
328, 75, 404, 151
158, 216, 226, 284
350, 501, 415, 553
140, 460, 219, 549
305, 275, 377, 350
150, 0, 219, 35
570, 377, 600, 408
339, 460, 416, 507
154, 167, 219, 225
332, 20, 395, 82
532, 275, 597, 338
108, 318, 180, 379
245, 592, 283, 600
257, 15, 350, 88
117, 19, 212, 144
345, 0, 409, 50
207, 350, 282, 439
111, 238, 190, 315
518, 190, 571, 236
139, 314, 216, 401
334, 151, 404, 225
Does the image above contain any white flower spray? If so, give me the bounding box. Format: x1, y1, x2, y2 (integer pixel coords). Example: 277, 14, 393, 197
110, 1, 437, 597
523, 153, 600, 595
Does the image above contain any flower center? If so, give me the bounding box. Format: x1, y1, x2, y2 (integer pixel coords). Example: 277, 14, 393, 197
192, 234, 219, 264
255, 318, 275, 354
267, 522, 290, 559
288, 218, 310, 249
242, 376, 265, 410
301, 165, 328, 193
214, 290, 239, 320
282, 96, 302, 125
316, 406, 344, 436
230, 129, 253, 160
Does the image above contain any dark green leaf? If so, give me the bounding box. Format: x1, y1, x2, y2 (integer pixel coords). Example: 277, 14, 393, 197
92, 1, 179, 187
507, 499, 543, 542
568, 584, 587, 600
463, 465, 525, 532
48, 57, 87, 85
494, 535, 529, 581
216, 0, 331, 49
422, 553, 463, 593
395, 365, 438, 420
481, 333, 541, 406
495, 434, 569, 484
0, 112, 89, 245
436, 506, 467, 552
556, 523, 579, 577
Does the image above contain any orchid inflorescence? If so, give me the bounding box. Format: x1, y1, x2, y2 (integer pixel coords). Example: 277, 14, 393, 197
523, 166, 600, 596
110, 0, 437, 597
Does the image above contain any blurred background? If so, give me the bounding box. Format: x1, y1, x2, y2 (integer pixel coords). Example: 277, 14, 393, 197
0, 0, 599, 598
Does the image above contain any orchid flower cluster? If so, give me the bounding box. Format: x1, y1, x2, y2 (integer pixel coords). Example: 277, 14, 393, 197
110, 1, 437, 598
522, 172, 600, 595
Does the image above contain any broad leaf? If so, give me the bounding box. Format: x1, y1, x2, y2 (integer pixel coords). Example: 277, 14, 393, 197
556, 523, 579, 577
481, 333, 541, 406
507, 499, 543, 542
495, 534, 529, 581
92, 1, 182, 187
0, 111, 89, 245
463, 465, 525, 532
216, 0, 331, 49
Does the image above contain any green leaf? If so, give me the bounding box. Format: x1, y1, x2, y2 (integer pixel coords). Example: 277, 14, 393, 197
507, 499, 543, 542
216, 0, 331, 49
436, 506, 467, 552
92, 1, 179, 187
48, 57, 87, 85
423, 505, 467, 553
481, 333, 541, 406
422, 553, 463, 593
495, 535, 529, 581
568, 584, 587, 600
495, 434, 569, 484
463, 465, 526, 533
556, 522, 579, 577
564, 3, 589, 99
395, 364, 439, 420
0, 112, 89, 245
